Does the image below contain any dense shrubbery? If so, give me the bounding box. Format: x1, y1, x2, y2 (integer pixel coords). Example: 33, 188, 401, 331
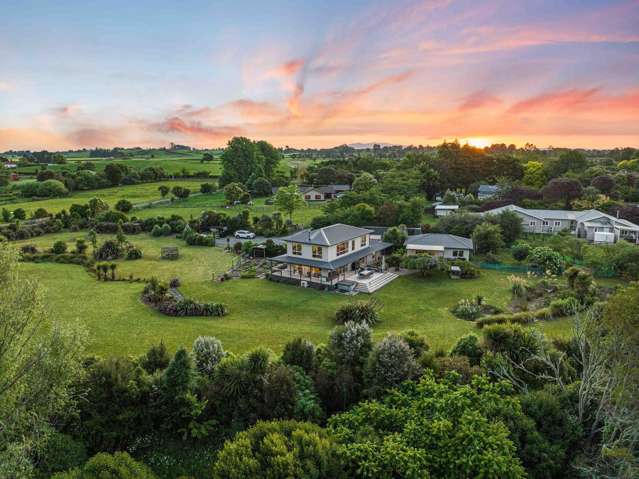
142, 278, 228, 317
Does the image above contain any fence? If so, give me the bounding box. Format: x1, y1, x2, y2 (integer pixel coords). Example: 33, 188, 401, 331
478, 263, 542, 274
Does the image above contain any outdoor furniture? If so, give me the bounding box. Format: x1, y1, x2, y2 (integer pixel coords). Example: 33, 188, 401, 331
160, 247, 179, 260
358, 268, 375, 279
336, 280, 357, 293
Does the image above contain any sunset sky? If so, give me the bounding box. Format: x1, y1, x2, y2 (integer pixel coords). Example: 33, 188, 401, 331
1, 0, 638, 150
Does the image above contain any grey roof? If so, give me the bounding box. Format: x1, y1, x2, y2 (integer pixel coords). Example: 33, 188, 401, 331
405, 233, 473, 250
478, 184, 501, 194
270, 240, 391, 270
300, 184, 351, 194
435, 204, 459, 210
283, 223, 373, 246
482, 204, 639, 230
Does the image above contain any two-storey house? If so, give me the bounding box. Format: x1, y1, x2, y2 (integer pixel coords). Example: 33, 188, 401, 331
268, 223, 391, 288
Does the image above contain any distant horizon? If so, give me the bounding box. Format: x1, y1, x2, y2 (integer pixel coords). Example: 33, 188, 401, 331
3, 139, 638, 154
1, 0, 638, 151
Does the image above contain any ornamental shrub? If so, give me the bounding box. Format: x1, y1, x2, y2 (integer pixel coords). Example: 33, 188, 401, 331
52, 451, 156, 479
335, 300, 380, 326
51, 240, 67, 254
512, 243, 531, 262
126, 246, 143, 260
451, 298, 482, 320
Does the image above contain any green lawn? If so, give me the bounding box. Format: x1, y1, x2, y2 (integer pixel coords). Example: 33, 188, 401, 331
3, 179, 205, 215
14, 232, 574, 357
15, 150, 222, 177
133, 191, 326, 225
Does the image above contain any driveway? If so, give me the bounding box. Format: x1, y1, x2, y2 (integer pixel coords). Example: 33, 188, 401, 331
214, 235, 286, 248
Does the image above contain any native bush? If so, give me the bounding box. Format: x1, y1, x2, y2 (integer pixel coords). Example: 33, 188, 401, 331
282, 337, 316, 373
449, 334, 484, 366
364, 334, 421, 396
37, 432, 87, 478
192, 336, 226, 376
549, 297, 580, 317
512, 243, 531, 262
528, 246, 564, 276
94, 240, 123, 260
328, 321, 373, 366
52, 451, 156, 479
212, 420, 343, 479
126, 246, 143, 260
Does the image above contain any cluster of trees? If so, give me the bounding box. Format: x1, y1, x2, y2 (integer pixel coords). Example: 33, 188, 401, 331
3, 238, 637, 477
219, 137, 285, 195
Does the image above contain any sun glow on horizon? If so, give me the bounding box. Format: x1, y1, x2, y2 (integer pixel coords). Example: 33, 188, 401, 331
463, 137, 493, 149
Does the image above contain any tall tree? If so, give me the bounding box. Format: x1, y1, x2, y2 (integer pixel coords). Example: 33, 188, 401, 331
0, 243, 85, 475
542, 178, 583, 208
274, 185, 306, 221
220, 137, 259, 186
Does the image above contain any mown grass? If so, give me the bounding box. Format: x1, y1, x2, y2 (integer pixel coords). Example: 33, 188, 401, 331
4, 179, 205, 215
133, 191, 326, 225
14, 232, 574, 357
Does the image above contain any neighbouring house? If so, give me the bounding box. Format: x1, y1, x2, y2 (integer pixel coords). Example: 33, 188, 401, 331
482, 204, 639, 244
405, 233, 474, 260
271, 184, 351, 201
4, 162, 17, 169
434, 204, 459, 217
477, 184, 501, 200
268, 223, 396, 293
300, 184, 351, 201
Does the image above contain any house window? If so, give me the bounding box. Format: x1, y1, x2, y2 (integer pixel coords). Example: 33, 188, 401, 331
351, 240, 356, 250
542, 220, 549, 226
310, 267, 321, 278
293, 265, 304, 276
360, 235, 367, 247
452, 250, 465, 258
315, 194, 322, 200
304, 195, 311, 200
529, 221, 536, 227
292, 243, 302, 256
312, 245, 323, 259
336, 242, 348, 256
554, 221, 561, 227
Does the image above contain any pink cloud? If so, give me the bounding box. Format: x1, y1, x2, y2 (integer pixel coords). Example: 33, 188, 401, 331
458, 91, 502, 111
152, 116, 241, 139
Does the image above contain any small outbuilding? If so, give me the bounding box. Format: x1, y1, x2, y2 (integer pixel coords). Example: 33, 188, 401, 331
404, 233, 473, 260
434, 204, 459, 217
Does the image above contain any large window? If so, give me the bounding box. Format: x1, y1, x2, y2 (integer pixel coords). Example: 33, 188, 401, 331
292, 243, 302, 256
361, 235, 368, 247
315, 194, 322, 200
351, 240, 356, 250
312, 245, 323, 259
452, 250, 465, 258
336, 242, 348, 256
554, 221, 561, 227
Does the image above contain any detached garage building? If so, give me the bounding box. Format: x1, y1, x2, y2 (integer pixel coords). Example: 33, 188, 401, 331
405, 233, 474, 260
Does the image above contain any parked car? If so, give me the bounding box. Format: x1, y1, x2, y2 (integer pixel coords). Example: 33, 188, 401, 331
234, 230, 256, 239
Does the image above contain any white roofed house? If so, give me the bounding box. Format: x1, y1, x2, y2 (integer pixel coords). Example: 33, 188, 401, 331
268, 223, 397, 293
482, 204, 639, 244
434, 204, 459, 217
299, 185, 351, 201
405, 233, 474, 260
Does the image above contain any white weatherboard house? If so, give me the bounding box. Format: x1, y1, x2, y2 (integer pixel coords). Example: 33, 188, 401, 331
482, 204, 639, 244
405, 233, 474, 260
434, 204, 459, 217
268, 224, 397, 293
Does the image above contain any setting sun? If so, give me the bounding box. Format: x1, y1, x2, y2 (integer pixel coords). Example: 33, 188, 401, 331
464, 137, 492, 149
